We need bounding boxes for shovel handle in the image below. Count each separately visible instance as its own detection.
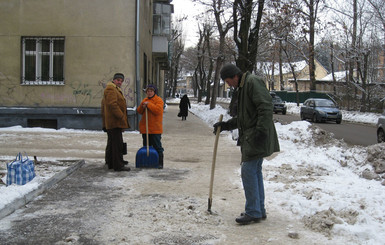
[208,114,223,212]
[145,107,149,156]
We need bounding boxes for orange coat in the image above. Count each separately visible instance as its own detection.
[137,94,164,134]
[101,82,130,129]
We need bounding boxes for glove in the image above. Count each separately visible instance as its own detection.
[213,121,228,135]
[102,127,107,132]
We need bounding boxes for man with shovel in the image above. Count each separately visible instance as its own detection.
[213,64,280,225]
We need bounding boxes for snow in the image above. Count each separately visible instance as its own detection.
[257,61,308,76]
[1,98,385,244]
[319,70,347,81]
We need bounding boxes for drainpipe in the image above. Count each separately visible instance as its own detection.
[135,0,141,130]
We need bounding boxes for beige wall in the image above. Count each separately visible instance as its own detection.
[0,0,152,108]
[137,0,154,101]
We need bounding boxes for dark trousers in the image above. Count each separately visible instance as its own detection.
[142,134,164,157]
[142,134,164,168]
[105,128,124,171]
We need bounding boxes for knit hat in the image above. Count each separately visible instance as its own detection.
[145,84,157,94]
[220,64,241,80]
[113,73,125,80]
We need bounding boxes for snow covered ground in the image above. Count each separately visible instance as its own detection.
[185,98,385,244]
[1,98,385,244]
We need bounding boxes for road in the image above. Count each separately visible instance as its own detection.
[274,113,377,146]
[217,101,377,146]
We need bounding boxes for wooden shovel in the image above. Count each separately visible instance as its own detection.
[208,114,223,214]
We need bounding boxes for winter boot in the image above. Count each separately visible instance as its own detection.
[158,155,164,169]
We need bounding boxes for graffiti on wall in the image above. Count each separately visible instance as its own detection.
[69,80,94,106]
[95,68,135,105]
[0,72,46,106]
[0,69,135,107]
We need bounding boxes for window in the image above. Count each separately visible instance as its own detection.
[153,3,173,35]
[22,37,65,85]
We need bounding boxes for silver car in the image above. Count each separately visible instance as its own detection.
[377,112,385,143]
[300,98,342,124]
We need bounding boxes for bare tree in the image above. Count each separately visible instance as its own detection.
[367,0,385,45]
[204,24,216,105]
[191,0,234,109]
[298,0,324,91]
[169,28,185,98]
[209,0,234,109]
[233,0,265,72]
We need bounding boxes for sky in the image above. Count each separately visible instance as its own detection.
[172,0,204,48]
[1,99,384,244]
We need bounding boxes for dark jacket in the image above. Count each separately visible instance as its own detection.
[101,82,130,130]
[179,95,191,117]
[226,72,280,162]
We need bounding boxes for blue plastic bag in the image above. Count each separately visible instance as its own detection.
[6,153,36,186]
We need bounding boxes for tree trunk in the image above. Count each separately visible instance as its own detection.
[308,0,316,91]
[233,0,264,72]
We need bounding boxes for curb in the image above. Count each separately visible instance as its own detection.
[0,159,85,220]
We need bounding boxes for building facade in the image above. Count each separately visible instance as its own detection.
[257,59,328,92]
[0,0,172,130]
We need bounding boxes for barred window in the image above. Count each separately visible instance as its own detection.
[22,37,65,85]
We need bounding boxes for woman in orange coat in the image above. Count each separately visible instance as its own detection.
[137,84,164,168]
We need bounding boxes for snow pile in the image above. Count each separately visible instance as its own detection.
[190,101,385,245]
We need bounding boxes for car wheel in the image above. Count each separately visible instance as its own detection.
[282,109,287,115]
[312,114,318,123]
[378,128,385,143]
[336,119,342,124]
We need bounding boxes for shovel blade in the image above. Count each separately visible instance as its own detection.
[135,146,159,168]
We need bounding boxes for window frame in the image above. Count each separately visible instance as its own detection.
[21,36,65,85]
[153,3,172,36]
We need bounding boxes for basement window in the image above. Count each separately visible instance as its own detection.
[27,119,58,129]
[21,37,65,85]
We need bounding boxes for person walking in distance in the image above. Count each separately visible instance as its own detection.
[101,73,131,171]
[137,84,165,169]
[213,64,280,224]
[179,94,191,121]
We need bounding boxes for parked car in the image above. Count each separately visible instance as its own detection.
[377,112,385,143]
[270,92,287,115]
[300,98,342,124]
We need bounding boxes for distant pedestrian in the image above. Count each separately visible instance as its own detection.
[101,73,131,172]
[213,64,280,225]
[137,84,165,169]
[179,95,191,121]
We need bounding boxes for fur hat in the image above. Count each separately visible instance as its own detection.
[113,73,125,80]
[220,64,241,80]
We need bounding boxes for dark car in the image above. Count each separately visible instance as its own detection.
[300,98,342,124]
[377,112,385,143]
[270,93,287,115]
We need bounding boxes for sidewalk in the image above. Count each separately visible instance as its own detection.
[0,105,336,245]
